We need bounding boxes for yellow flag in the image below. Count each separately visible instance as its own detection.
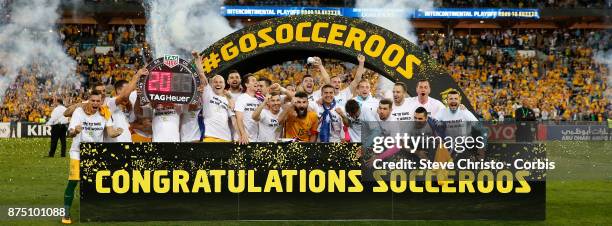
[434,146,452,186]
[99,105,111,121]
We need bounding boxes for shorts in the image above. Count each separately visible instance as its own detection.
[131,133,152,142]
[202,136,230,142]
[68,159,80,181]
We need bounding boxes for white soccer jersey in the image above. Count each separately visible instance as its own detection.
[105,97,132,142]
[346,108,377,142]
[309,90,321,102]
[234,93,261,142]
[256,108,282,142]
[69,107,112,160]
[391,99,412,121]
[128,91,138,123]
[433,108,479,137]
[103,96,112,105]
[202,84,234,141]
[376,113,403,139]
[406,96,445,117]
[335,88,352,111]
[152,104,182,142]
[308,90,321,111]
[229,91,242,101]
[180,105,201,142]
[353,95,379,117]
[310,88,352,111]
[314,103,344,142]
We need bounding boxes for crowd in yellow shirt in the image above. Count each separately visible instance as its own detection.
[1,26,610,122]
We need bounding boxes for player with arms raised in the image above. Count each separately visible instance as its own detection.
[61,90,123,224]
[433,90,483,159]
[252,92,283,142]
[192,51,237,142]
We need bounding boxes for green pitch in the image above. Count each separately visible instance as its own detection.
[0,138,610,225]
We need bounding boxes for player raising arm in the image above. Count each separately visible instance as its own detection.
[315,54,366,109]
[61,90,121,224]
[105,68,148,142]
[234,74,262,144]
[278,91,319,142]
[252,92,283,142]
[192,51,238,142]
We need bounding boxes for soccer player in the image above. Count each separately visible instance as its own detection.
[149,103,182,142]
[61,90,122,224]
[105,68,147,142]
[354,80,380,116]
[361,99,397,163]
[129,91,152,142]
[406,79,445,116]
[433,90,480,158]
[279,91,319,142]
[377,99,393,122]
[342,99,376,142]
[105,80,132,142]
[286,84,296,93]
[412,106,435,160]
[180,104,201,142]
[133,89,182,142]
[300,57,330,101]
[201,75,236,142]
[63,82,110,117]
[92,82,111,104]
[390,82,412,121]
[413,107,430,127]
[227,70,242,100]
[193,51,236,142]
[300,74,317,102]
[234,73,262,144]
[258,77,272,96]
[434,90,478,125]
[315,84,345,142]
[315,54,366,110]
[252,92,283,142]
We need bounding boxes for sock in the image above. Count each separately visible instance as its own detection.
[63,180,78,217]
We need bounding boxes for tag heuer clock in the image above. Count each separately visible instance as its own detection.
[138,55,201,105]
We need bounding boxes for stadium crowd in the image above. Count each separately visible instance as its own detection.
[0,24,148,124]
[0,25,612,123]
[0,25,611,124]
[422,28,611,122]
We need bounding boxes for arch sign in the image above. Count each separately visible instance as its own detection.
[78,16,549,222]
[198,14,473,110]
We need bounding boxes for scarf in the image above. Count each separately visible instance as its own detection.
[319,100,336,142]
[355,95,368,105]
[99,105,111,121]
[255,91,265,102]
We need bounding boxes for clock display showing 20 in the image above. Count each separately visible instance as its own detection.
[145,71,193,95]
[138,56,200,105]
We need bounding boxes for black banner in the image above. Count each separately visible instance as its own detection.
[80,142,545,222]
[198,14,474,112]
[20,123,51,138]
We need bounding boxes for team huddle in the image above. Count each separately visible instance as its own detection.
[62,52,479,146]
[58,52,480,224]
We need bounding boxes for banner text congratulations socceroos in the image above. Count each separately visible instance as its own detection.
[95,170,532,194]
